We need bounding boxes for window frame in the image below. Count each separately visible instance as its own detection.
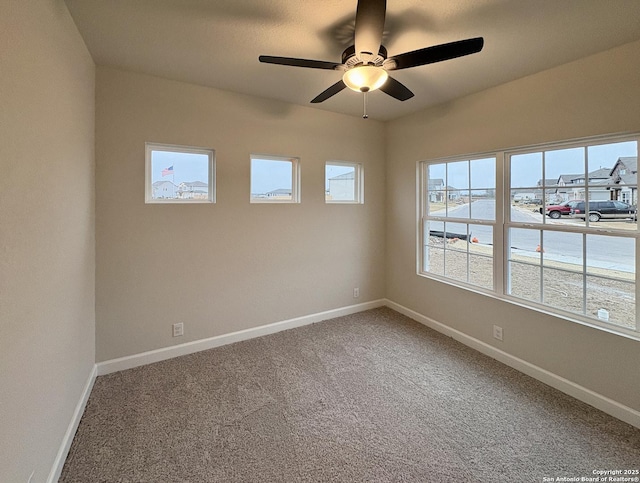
[325,161,364,204]
[249,154,301,204]
[418,133,639,340]
[145,142,215,204]
[418,154,499,294]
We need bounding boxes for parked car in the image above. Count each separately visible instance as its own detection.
[541,200,583,219]
[570,201,637,222]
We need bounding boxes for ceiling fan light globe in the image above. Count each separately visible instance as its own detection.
[342,66,388,92]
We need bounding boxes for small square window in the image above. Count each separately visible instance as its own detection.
[145,143,215,203]
[325,162,363,203]
[250,155,300,203]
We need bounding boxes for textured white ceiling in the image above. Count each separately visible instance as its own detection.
[65,0,640,121]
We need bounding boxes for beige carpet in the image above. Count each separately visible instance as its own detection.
[61,307,640,482]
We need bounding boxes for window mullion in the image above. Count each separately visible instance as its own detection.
[583,232,588,317]
[495,151,506,295]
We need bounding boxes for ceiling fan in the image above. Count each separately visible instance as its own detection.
[259,0,484,117]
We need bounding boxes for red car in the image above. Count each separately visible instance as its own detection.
[541,200,583,219]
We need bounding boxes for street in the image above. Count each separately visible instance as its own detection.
[428,200,635,272]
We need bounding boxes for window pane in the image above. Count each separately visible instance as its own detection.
[508,262,541,302]
[511,152,542,189]
[427,190,446,215]
[470,190,495,221]
[424,246,444,276]
[508,227,542,301]
[545,147,585,187]
[542,268,584,315]
[469,254,493,290]
[448,161,469,190]
[429,163,446,183]
[509,228,542,264]
[326,162,361,203]
[511,189,543,224]
[426,220,445,246]
[470,157,496,190]
[541,231,583,273]
[445,249,468,283]
[586,277,635,330]
[446,190,469,218]
[146,144,213,203]
[469,224,492,246]
[251,156,297,202]
[427,164,446,215]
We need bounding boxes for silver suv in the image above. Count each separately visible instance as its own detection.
[570,201,637,222]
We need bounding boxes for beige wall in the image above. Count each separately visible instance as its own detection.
[0,0,95,481]
[386,40,640,411]
[95,67,386,361]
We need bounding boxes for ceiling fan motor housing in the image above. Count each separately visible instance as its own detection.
[342,44,388,68]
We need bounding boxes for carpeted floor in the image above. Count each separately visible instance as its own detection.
[61,307,640,482]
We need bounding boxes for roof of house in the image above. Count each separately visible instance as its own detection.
[181,181,208,188]
[588,178,611,186]
[557,174,583,183]
[266,188,292,195]
[612,156,637,173]
[329,172,354,181]
[586,168,612,179]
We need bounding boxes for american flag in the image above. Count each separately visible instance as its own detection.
[162,166,174,177]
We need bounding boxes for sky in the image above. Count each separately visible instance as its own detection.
[251,158,293,194]
[151,151,209,185]
[428,140,637,190]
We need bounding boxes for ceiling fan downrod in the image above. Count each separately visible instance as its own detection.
[362,90,369,119]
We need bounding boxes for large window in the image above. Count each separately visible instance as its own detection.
[420,134,638,338]
[145,143,215,203]
[250,155,300,203]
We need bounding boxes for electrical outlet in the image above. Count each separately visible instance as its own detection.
[172,323,184,337]
[353,287,360,298]
[493,325,503,341]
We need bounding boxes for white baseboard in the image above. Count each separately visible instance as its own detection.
[97,299,386,376]
[47,364,97,483]
[385,299,640,429]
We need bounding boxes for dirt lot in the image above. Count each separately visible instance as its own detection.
[426,236,635,330]
[424,200,636,330]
